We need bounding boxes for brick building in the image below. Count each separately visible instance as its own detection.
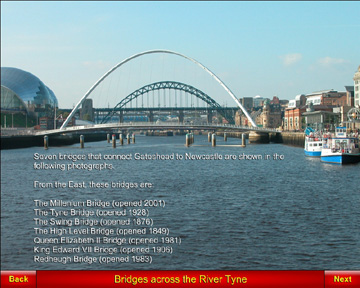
[284,106,306,131]
[305,90,347,106]
[284,104,334,131]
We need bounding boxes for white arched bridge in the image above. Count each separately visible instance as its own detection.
[60,49,257,130]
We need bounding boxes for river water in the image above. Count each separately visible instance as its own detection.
[1,135,359,270]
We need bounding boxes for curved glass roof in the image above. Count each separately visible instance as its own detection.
[1,85,28,112]
[1,67,58,108]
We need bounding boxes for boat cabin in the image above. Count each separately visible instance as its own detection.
[335,126,347,138]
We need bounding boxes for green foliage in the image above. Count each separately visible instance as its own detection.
[82,114,92,121]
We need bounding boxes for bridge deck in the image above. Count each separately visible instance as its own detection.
[35,122,281,136]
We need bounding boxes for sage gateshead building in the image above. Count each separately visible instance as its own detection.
[1,67,58,118]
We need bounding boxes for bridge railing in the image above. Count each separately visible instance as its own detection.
[72,122,281,132]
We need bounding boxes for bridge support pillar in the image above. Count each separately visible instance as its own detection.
[119,134,123,145]
[241,133,246,147]
[44,136,49,150]
[208,132,211,142]
[207,110,213,124]
[80,135,84,149]
[249,131,270,144]
[186,134,190,147]
[212,133,216,147]
[112,134,116,148]
[178,111,184,123]
[148,111,154,123]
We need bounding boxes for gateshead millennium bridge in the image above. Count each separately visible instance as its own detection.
[59,49,258,131]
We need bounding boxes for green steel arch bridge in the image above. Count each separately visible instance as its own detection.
[98,80,236,124]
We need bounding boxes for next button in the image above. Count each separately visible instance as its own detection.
[325,271,359,287]
[334,275,352,283]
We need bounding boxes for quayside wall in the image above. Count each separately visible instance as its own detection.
[216,131,305,147]
[217,131,305,147]
[272,132,305,147]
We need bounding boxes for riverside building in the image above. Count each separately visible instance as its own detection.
[354,65,360,108]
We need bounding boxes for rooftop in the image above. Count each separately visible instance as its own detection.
[306,89,335,96]
[345,86,354,92]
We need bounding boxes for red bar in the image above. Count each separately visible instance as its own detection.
[1,271,36,288]
[325,271,360,287]
[36,270,324,288]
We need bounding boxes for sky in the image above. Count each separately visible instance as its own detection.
[1,1,360,109]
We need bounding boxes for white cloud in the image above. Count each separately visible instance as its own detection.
[280,53,302,66]
[317,57,348,66]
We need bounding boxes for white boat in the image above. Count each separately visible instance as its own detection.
[304,127,322,157]
[321,127,360,164]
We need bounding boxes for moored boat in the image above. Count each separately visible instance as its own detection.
[304,127,322,157]
[321,126,360,164]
